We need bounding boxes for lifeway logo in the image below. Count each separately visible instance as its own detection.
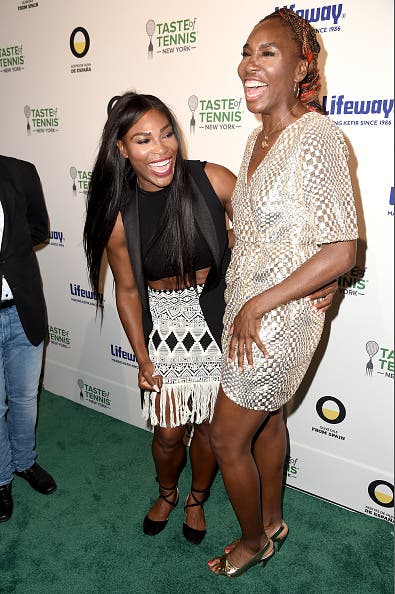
[275,3,345,32]
[338,265,367,297]
[110,344,138,369]
[188,95,243,132]
[323,94,393,128]
[146,17,197,58]
[69,283,103,307]
[388,187,394,217]
[48,230,65,247]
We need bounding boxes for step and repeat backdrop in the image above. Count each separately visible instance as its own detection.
[0,0,393,523]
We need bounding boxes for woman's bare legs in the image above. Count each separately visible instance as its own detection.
[146,423,187,521]
[208,387,271,571]
[186,420,218,531]
[146,395,218,529]
[253,408,287,535]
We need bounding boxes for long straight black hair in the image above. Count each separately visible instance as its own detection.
[83,91,197,305]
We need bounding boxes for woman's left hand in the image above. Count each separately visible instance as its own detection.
[305,278,338,312]
[228,297,269,371]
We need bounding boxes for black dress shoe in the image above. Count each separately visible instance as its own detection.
[15,463,57,495]
[143,485,179,536]
[0,483,13,522]
[182,487,210,545]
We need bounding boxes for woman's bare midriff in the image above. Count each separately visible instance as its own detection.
[147,266,211,291]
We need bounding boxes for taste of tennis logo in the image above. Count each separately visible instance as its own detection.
[69,27,92,74]
[338,265,368,297]
[284,455,301,481]
[365,479,394,523]
[48,325,71,349]
[311,396,347,442]
[187,95,244,133]
[77,378,111,410]
[69,166,92,195]
[0,44,24,73]
[365,340,394,379]
[23,104,59,134]
[145,17,198,58]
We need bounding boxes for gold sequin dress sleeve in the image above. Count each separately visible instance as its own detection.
[221,112,358,411]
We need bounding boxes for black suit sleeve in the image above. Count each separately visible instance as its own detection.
[18,160,49,246]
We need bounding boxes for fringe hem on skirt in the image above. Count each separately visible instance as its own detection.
[142,381,220,428]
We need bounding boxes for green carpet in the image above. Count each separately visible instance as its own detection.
[0,391,393,594]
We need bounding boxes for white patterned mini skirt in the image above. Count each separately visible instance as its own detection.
[142,285,221,428]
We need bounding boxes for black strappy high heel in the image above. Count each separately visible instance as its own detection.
[143,484,179,536]
[182,487,210,544]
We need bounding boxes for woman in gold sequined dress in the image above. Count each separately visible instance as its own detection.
[208,8,358,577]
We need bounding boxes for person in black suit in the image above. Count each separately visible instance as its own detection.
[0,155,57,523]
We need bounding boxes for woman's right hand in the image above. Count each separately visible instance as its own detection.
[138,361,162,393]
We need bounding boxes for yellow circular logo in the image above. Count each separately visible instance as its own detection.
[70,27,90,58]
[368,480,394,508]
[316,396,346,424]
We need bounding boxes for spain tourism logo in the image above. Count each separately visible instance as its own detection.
[17,1,38,11]
[69,27,92,74]
[312,396,347,442]
[365,480,394,523]
[70,27,90,58]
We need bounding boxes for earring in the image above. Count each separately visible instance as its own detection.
[293,81,300,98]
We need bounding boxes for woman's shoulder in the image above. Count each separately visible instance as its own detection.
[299,111,347,149]
[300,111,342,136]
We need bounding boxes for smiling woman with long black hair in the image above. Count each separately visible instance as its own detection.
[84,91,235,544]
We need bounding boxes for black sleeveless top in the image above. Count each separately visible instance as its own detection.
[120,160,230,348]
[137,184,213,280]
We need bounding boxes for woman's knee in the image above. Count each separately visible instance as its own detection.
[209,422,238,464]
[153,426,185,453]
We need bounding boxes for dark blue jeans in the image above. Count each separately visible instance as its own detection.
[0,305,43,485]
